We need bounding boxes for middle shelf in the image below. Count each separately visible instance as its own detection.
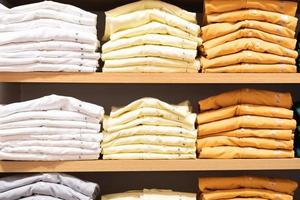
[1,159,300,173]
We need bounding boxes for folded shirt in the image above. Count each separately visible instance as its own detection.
[198,176,298,194]
[201,188,292,200]
[0,51,100,59]
[110,22,202,45]
[103,66,198,73]
[204,0,298,16]
[104,9,200,40]
[204,38,298,59]
[103,125,197,143]
[103,152,196,160]
[102,135,196,148]
[104,57,200,71]
[202,64,296,73]
[197,136,293,151]
[0,173,100,198]
[201,21,295,41]
[198,115,296,136]
[201,51,296,69]
[0,64,97,72]
[198,129,293,141]
[206,9,298,31]
[203,28,296,50]
[199,146,294,159]
[102,34,197,53]
[197,104,293,124]
[20,196,60,200]
[199,88,293,111]
[101,45,197,62]
[0,94,104,119]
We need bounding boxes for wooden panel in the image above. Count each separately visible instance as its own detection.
[2,73,300,84]
[1,159,300,173]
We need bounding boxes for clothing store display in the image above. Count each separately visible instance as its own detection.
[197,88,295,159]
[0,173,100,200]
[0,1,99,72]
[200,0,298,73]
[199,176,298,200]
[102,97,197,159]
[102,189,196,200]
[102,0,201,73]
[0,94,104,161]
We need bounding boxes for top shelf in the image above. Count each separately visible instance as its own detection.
[1,73,300,84]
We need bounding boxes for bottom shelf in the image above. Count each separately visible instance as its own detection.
[1,159,300,172]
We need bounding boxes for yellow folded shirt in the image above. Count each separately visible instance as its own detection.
[197,136,293,151]
[201,21,295,41]
[199,176,298,195]
[198,115,296,136]
[202,64,296,73]
[201,188,293,200]
[197,104,293,124]
[201,51,295,69]
[198,129,294,141]
[204,38,298,59]
[205,0,298,16]
[198,88,293,111]
[203,28,297,50]
[199,146,294,159]
[103,66,199,73]
[207,9,298,31]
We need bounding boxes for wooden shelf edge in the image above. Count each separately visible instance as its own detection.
[0,73,300,84]
[1,159,300,173]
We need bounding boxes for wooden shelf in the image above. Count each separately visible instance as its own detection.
[1,73,300,84]
[1,159,300,173]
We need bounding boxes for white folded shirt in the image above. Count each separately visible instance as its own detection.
[0,9,96,26]
[0,110,100,124]
[0,19,97,34]
[0,64,97,72]
[0,152,99,161]
[0,94,104,119]
[0,133,102,143]
[20,196,60,200]
[0,27,98,45]
[0,119,101,131]
[0,51,100,59]
[0,140,100,150]
[0,127,99,137]
[0,41,98,53]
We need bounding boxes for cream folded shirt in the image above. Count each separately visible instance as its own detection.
[207,9,298,31]
[102,34,197,53]
[102,135,196,148]
[199,146,294,159]
[110,22,202,45]
[103,152,196,160]
[204,38,298,59]
[201,21,295,41]
[104,9,200,40]
[102,45,197,62]
[201,51,295,69]
[103,125,197,143]
[102,66,199,73]
[104,57,200,70]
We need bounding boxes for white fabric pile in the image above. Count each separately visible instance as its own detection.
[0,173,100,200]
[102,189,196,200]
[0,95,104,161]
[0,1,100,72]
[102,98,197,159]
[101,0,201,73]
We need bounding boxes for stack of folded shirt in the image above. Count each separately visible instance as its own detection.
[200,0,298,73]
[197,88,296,159]
[102,98,197,159]
[101,0,201,73]
[103,189,196,200]
[0,173,100,200]
[0,94,104,161]
[293,102,300,157]
[0,1,99,72]
[199,176,298,200]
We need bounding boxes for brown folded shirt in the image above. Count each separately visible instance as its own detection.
[199,88,293,111]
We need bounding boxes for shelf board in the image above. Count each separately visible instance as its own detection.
[1,73,300,84]
[1,159,300,173]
